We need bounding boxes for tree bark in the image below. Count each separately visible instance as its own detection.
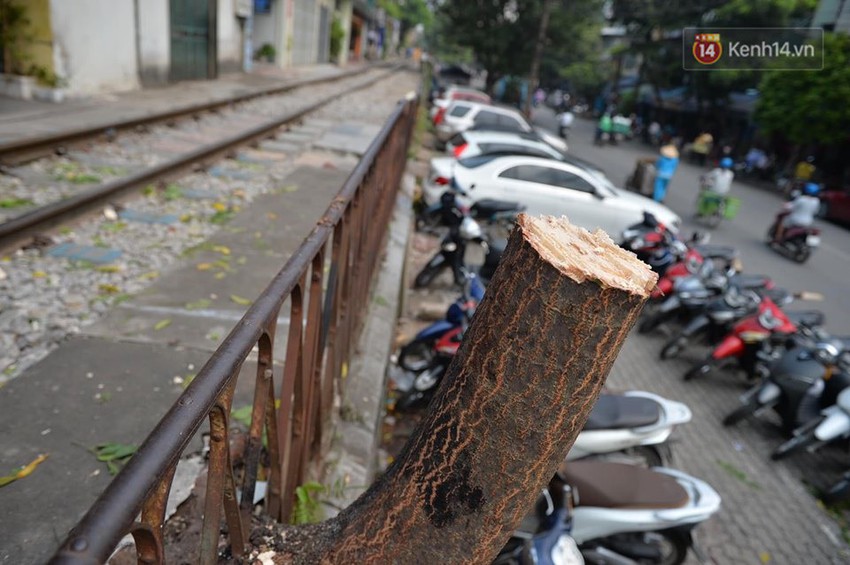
[268,215,657,564]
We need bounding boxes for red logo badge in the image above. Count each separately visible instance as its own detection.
[693,33,722,65]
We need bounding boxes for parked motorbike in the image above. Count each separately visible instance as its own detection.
[722,340,847,435]
[638,259,772,336]
[658,287,796,360]
[494,480,584,565]
[413,191,514,288]
[766,210,821,263]
[397,273,484,371]
[567,391,691,467]
[682,296,824,382]
[769,342,850,460]
[417,190,525,235]
[393,325,463,411]
[559,460,721,565]
[821,470,850,506]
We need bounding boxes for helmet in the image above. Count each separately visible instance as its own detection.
[803,182,820,196]
[459,217,483,240]
[720,157,733,169]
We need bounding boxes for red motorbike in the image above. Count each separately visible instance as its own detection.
[767,210,821,263]
[394,326,463,411]
[682,296,824,381]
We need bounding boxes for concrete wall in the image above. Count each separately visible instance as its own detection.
[49,0,139,94]
[253,0,286,67]
[136,0,169,86]
[218,0,245,73]
[336,1,353,66]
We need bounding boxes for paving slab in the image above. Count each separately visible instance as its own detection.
[85,164,352,358]
[0,336,210,565]
[314,122,382,156]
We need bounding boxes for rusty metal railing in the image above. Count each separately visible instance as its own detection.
[49,93,418,564]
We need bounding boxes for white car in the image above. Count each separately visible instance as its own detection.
[445,130,567,158]
[423,153,681,240]
[435,100,567,153]
[429,86,491,119]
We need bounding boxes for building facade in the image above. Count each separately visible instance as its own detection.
[1,0,400,100]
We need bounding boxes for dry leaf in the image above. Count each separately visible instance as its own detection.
[196,262,213,271]
[212,245,231,256]
[230,294,252,306]
[154,319,172,331]
[33,270,47,278]
[212,202,228,212]
[0,454,49,488]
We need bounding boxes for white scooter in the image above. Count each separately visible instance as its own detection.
[558,461,721,565]
[568,391,692,467]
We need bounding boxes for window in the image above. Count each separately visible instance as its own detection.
[449,133,467,147]
[548,170,597,193]
[473,110,502,126]
[478,144,552,159]
[254,0,272,14]
[449,105,472,117]
[498,115,527,131]
[499,165,556,184]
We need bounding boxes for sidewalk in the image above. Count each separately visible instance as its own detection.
[0,62,372,146]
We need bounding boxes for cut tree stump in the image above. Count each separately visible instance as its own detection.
[262,214,657,564]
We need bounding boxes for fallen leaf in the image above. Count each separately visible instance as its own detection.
[185,298,211,310]
[760,552,771,563]
[98,283,120,294]
[212,202,228,212]
[33,270,47,278]
[179,214,192,223]
[91,443,137,476]
[230,294,252,306]
[196,262,214,271]
[281,185,298,193]
[154,319,172,331]
[212,245,231,256]
[214,272,226,280]
[0,454,49,488]
[266,212,278,220]
[236,256,247,265]
[95,265,122,273]
[138,270,159,280]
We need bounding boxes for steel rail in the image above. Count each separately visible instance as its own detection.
[0,62,391,166]
[0,66,401,253]
[48,90,418,564]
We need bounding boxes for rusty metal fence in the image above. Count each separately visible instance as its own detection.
[50,94,419,564]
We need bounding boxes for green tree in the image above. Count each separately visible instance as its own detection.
[437,0,603,92]
[756,33,850,147]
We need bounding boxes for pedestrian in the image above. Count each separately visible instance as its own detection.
[557,109,574,139]
[648,121,661,146]
[690,131,713,166]
[654,144,680,203]
[595,113,613,145]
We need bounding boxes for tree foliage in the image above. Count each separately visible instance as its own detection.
[755,33,850,145]
[437,0,603,90]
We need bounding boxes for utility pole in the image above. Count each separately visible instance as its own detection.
[525,0,555,118]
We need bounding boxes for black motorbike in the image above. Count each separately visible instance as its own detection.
[723,341,850,439]
[414,192,519,288]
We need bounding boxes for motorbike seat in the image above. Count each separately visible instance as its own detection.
[557,461,689,510]
[583,395,660,430]
[694,244,737,264]
[471,199,524,218]
[784,226,817,239]
[785,310,825,328]
[729,274,771,290]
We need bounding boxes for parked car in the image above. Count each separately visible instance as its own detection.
[433,100,567,153]
[445,130,568,159]
[819,188,850,225]
[429,86,491,120]
[423,153,681,240]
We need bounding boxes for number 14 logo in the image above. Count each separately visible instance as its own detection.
[693,33,722,65]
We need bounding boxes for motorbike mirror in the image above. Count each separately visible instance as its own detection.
[794,291,824,301]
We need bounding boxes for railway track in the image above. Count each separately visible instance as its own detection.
[0,64,401,253]
[0,64,417,385]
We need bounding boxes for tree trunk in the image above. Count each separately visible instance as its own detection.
[267,215,657,564]
[524,0,554,117]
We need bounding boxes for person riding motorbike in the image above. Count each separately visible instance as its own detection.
[701,157,735,196]
[771,182,820,243]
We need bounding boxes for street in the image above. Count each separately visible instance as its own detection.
[533,106,850,335]
[527,107,850,563]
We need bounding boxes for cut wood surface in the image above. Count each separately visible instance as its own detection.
[268,214,657,564]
